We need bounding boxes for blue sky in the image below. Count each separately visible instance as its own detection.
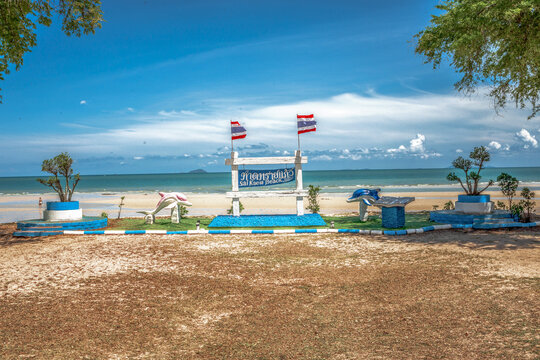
[0,0,538,176]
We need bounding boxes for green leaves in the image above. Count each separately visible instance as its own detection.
[415,0,539,119]
[0,0,103,101]
[36,152,80,202]
[447,146,493,195]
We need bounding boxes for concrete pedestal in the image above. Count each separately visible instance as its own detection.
[43,201,83,221]
[381,207,405,228]
[455,194,493,214]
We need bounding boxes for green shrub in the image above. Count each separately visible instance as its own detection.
[497,173,519,210]
[519,187,536,223]
[443,201,454,210]
[179,205,189,217]
[100,212,108,218]
[307,185,321,214]
[227,201,244,215]
[495,201,507,210]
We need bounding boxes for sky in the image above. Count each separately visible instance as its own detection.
[0,0,539,176]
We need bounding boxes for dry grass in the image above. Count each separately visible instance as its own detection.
[0,223,538,359]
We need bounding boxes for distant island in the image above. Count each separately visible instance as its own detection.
[188,169,207,174]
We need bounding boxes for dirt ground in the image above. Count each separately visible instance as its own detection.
[0,223,538,359]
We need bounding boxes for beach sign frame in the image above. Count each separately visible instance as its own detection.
[225,150,308,216]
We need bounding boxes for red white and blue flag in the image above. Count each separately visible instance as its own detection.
[231,120,247,140]
[297,114,316,134]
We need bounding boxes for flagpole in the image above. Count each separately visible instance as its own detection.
[230,120,234,154]
[297,114,301,152]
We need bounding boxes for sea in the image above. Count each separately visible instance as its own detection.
[1,167,539,195]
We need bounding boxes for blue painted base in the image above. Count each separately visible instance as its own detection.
[430,210,514,225]
[381,207,405,228]
[14,216,108,237]
[208,214,327,228]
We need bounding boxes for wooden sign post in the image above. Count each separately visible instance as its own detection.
[225,150,308,216]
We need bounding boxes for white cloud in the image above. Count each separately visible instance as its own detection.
[488,141,501,150]
[409,133,425,153]
[516,129,538,148]
[456,149,463,153]
[80,100,87,105]
[2,91,537,167]
[313,155,332,161]
[127,107,134,112]
[133,156,144,160]
[386,133,438,159]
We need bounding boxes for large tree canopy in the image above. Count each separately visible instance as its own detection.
[414,0,539,119]
[0,0,103,101]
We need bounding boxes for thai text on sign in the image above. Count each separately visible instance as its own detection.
[238,168,295,188]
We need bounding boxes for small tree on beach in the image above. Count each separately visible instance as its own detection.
[447,146,493,195]
[37,152,80,202]
[497,173,519,210]
[307,185,321,214]
[117,196,125,219]
[519,187,536,223]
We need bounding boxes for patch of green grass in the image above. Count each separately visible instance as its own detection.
[108,212,438,231]
[108,217,213,231]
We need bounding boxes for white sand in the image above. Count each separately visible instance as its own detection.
[1,189,536,223]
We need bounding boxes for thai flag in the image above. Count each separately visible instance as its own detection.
[231,120,247,140]
[297,114,316,134]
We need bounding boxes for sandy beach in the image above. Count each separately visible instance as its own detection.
[1,222,538,358]
[1,189,539,223]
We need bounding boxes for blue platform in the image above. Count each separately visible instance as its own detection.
[430,210,515,225]
[208,214,327,228]
[14,216,108,237]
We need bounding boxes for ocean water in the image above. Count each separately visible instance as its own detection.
[1,167,539,195]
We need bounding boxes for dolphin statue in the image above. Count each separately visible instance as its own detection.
[138,192,192,222]
[347,188,381,221]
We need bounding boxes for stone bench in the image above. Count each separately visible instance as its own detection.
[372,197,415,228]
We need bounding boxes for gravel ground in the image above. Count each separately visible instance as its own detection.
[0,223,538,359]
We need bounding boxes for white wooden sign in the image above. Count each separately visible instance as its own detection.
[225,150,308,216]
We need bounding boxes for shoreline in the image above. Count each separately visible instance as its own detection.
[2,189,539,224]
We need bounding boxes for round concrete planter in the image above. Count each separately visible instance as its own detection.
[44,201,83,221]
[455,194,493,214]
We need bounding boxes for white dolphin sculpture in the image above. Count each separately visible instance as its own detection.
[138,192,192,223]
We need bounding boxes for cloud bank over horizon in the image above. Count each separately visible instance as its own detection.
[0,91,538,175]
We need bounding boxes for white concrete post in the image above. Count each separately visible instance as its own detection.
[295,150,304,215]
[231,151,240,216]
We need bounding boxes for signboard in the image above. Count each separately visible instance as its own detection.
[239,168,295,188]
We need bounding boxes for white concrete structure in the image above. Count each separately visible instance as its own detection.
[225,150,308,216]
[43,208,83,221]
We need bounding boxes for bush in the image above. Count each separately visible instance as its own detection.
[519,187,536,223]
[179,205,189,217]
[307,185,321,214]
[117,196,125,219]
[227,201,244,215]
[37,152,80,202]
[497,173,519,210]
[100,212,108,218]
[447,146,493,195]
[495,201,507,210]
[443,201,454,210]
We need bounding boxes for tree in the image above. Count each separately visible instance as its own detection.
[497,172,519,209]
[37,152,80,202]
[518,187,536,222]
[0,0,103,101]
[414,0,539,119]
[447,146,494,195]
